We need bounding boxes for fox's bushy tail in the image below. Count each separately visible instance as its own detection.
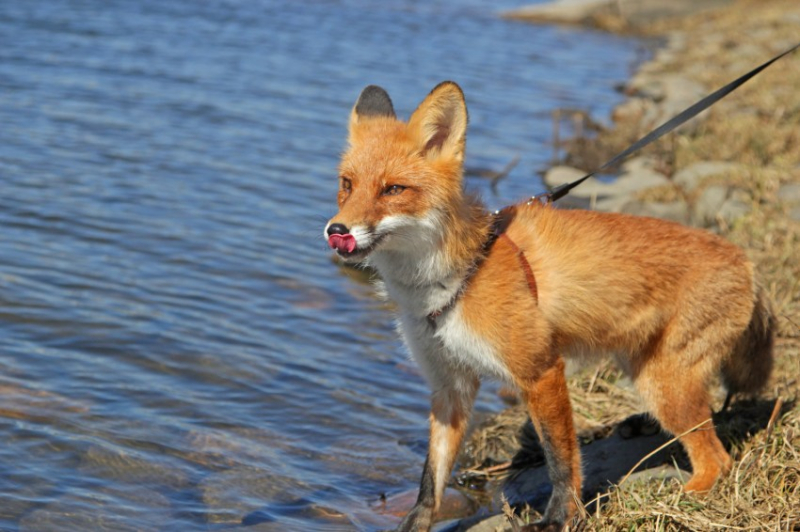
[722,284,776,396]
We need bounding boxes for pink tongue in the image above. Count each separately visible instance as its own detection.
[328,234,357,253]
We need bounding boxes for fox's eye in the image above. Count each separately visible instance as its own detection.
[382,185,406,196]
[340,177,352,192]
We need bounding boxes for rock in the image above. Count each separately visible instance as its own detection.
[503,0,735,28]
[320,436,421,485]
[612,169,671,194]
[622,464,689,487]
[718,197,751,224]
[626,72,666,100]
[790,206,800,222]
[241,503,357,531]
[79,445,189,490]
[611,98,650,124]
[625,74,708,131]
[621,156,659,175]
[548,170,669,200]
[456,512,526,532]
[199,467,310,524]
[594,194,634,213]
[673,161,741,192]
[620,199,690,224]
[502,0,612,25]
[543,165,586,189]
[184,427,290,470]
[778,183,800,204]
[693,185,730,226]
[372,487,476,523]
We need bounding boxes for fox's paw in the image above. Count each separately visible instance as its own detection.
[395,503,433,532]
[683,475,717,494]
[520,521,564,532]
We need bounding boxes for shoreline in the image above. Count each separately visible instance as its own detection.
[452,1,800,530]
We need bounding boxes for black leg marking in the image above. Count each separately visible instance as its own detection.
[396,456,435,532]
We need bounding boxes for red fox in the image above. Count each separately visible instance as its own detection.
[324,82,775,531]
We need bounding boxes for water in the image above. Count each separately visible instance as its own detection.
[0,1,645,530]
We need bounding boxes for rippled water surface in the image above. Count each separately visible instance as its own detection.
[0,1,645,529]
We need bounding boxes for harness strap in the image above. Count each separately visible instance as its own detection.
[499,233,538,303]
[426,206,538,325]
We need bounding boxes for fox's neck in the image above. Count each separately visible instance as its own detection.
[369,197,492,316]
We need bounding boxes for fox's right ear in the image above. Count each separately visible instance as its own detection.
[407,81,468,162]
[350,85,396,128]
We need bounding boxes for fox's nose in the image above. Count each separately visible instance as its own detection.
[327,223,349,236]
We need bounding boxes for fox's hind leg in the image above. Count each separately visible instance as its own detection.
[632,339,732,492]
[517,357,582,531]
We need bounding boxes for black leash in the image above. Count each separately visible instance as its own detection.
[538,41,800,204]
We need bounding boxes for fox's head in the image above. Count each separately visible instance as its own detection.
[324,82,469,263]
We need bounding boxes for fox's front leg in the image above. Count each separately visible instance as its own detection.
[518,358,582,532]
[396,376,479,532]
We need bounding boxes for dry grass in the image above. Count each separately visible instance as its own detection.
[459,0,800,529]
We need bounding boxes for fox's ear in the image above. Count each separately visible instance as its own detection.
[350,85,396,126]
[408,81,467,161]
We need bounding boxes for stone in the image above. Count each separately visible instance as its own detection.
[241,503,357,531]
[593,194,634,213]
[673,161,741,192]
[778,183,800,204]
[558,170,669,200]
[693,185,730,226]
[622,464,689,487]
[621,156,659,175]
[458,512,526,532]
[372,487,476,523]
[543,165,586,189]
[79,445,189,490]
[620,200,690,224]
[199,467,310,524]
[718,198,751,224]
[502,0,612,24]
[611,98,649,124]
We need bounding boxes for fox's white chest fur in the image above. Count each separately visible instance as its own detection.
[370,251,513,387]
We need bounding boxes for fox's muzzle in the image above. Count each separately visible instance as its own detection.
[326,223,357,253]
[328,233,356,254]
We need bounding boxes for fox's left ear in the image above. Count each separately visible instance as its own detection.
[350,85,396,126]
[408,81,468,162]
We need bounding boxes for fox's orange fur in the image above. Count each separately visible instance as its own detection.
[324,83,775,531]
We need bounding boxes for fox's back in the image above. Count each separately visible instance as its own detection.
[503,204,755,354]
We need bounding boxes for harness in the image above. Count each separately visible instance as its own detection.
[426,204,538,326]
